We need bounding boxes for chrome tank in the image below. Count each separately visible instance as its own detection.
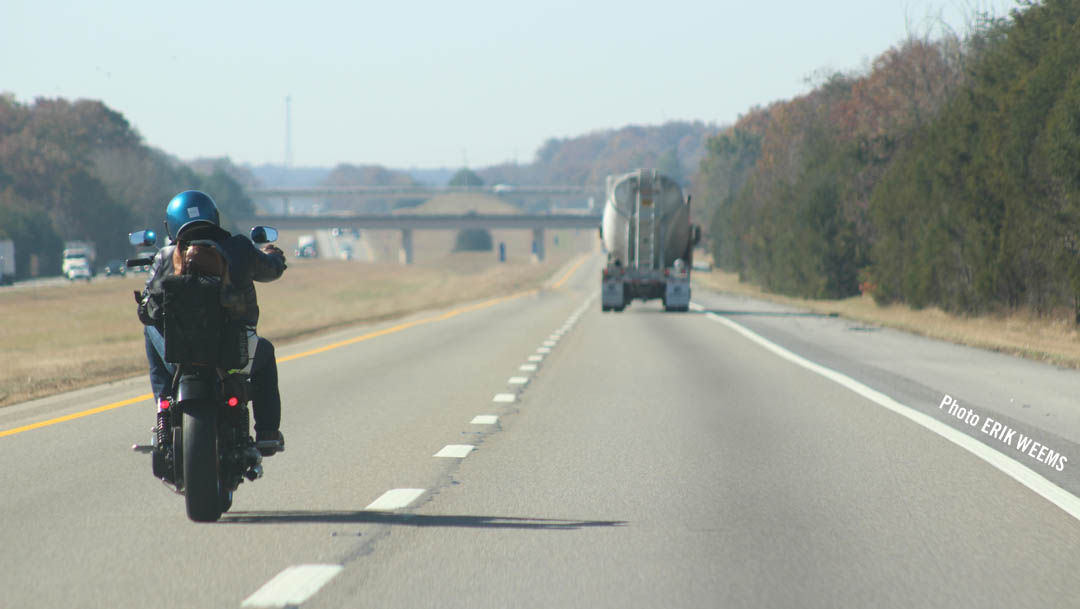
[601,169,689,269]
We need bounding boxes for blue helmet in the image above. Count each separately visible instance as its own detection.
[166,190,220,239]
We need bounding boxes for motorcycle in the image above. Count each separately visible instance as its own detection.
[129,226,280,522]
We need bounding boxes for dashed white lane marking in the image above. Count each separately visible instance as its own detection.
[508,376,529,385]
[471,415,498,425]
[241,564,344,609]
[537,347,552,354]
[434,444,475,458]
[493,393,517,403]
[695,303,1080,523]
[543,340,557,347]
[520,364,538,371]
[365,488,426,510]
[528,355,544,362]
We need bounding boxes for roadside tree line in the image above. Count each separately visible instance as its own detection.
[0,96,253,278]
[695,0,1080,320]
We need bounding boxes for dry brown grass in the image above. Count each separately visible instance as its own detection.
[693,269,1080,369]
[0,251,580,408]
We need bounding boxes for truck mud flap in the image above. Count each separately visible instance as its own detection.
[601,280,624,311]
[664,281,691,311]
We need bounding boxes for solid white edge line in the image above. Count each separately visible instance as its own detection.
[365,488,426,511]
[241,564,344,608]
[493,393,517,403]
[695,304,1080,522]
[471,415,498,424]
[434,444,475,458]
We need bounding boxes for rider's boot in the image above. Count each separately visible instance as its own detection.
[255,430,285,456]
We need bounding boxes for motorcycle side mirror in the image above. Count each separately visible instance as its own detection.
[250,226,278,244]
[129,230,158,247]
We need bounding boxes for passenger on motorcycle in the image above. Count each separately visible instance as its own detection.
[137,190,287,454]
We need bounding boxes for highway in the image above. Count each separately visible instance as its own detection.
[2,255,1080,608]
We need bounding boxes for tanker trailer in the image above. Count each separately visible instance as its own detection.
[600,169,700,312]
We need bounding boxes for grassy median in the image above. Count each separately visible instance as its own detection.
[694,269,1080,369]
[0,251,580,408]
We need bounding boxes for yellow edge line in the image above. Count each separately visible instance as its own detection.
[1,290,535,439]
[552,256,588,289]
[0,394,152,438]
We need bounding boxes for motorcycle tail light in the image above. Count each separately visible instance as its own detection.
[227,396,239,407]
[158,398,170,411]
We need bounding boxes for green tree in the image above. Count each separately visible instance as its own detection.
[0,189,64,277]
[449,168,484,187]
[453,228,493,251]
[197,168,255,232]
[656,147,684,185]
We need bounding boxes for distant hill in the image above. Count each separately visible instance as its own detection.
[247,164,331,187]
[479,121,718,188]
[402,167,455,186]
[188,157,260,188]
[239,122,717,193]
[322,164,417,187]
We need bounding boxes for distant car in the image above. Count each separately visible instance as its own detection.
[331,227,343,237]
[493,184,514,194]
[103,259,126,277]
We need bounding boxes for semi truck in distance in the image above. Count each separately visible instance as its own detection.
[600,169,700,312]
[62,241,96,279]
[0,239,14,285]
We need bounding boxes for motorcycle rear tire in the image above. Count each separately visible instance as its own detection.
[220,487,233,513]
[183,401,223,522]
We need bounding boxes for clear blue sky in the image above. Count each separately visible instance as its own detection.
[2,0,1015,169]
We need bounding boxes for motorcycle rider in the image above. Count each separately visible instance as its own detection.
[137,190,287,454]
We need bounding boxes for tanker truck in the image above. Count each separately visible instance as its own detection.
[600,169,700,312]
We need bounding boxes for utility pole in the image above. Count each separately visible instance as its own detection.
[284,95,293,168]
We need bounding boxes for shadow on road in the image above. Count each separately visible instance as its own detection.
[221,511,626,530]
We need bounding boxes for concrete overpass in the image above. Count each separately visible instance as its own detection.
[238,213,602,264]
[248,185,602,201]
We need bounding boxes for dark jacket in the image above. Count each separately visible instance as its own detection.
[139,230,286,327]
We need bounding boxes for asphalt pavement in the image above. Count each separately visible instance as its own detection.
[2,256,1080,608]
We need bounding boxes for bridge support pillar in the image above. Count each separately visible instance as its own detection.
[399,229,414,265]
[532,228,545,262]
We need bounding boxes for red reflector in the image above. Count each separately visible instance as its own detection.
[227,396,239,407]
[158,399,170,410]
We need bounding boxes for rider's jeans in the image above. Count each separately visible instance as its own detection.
[144,325,282,432]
